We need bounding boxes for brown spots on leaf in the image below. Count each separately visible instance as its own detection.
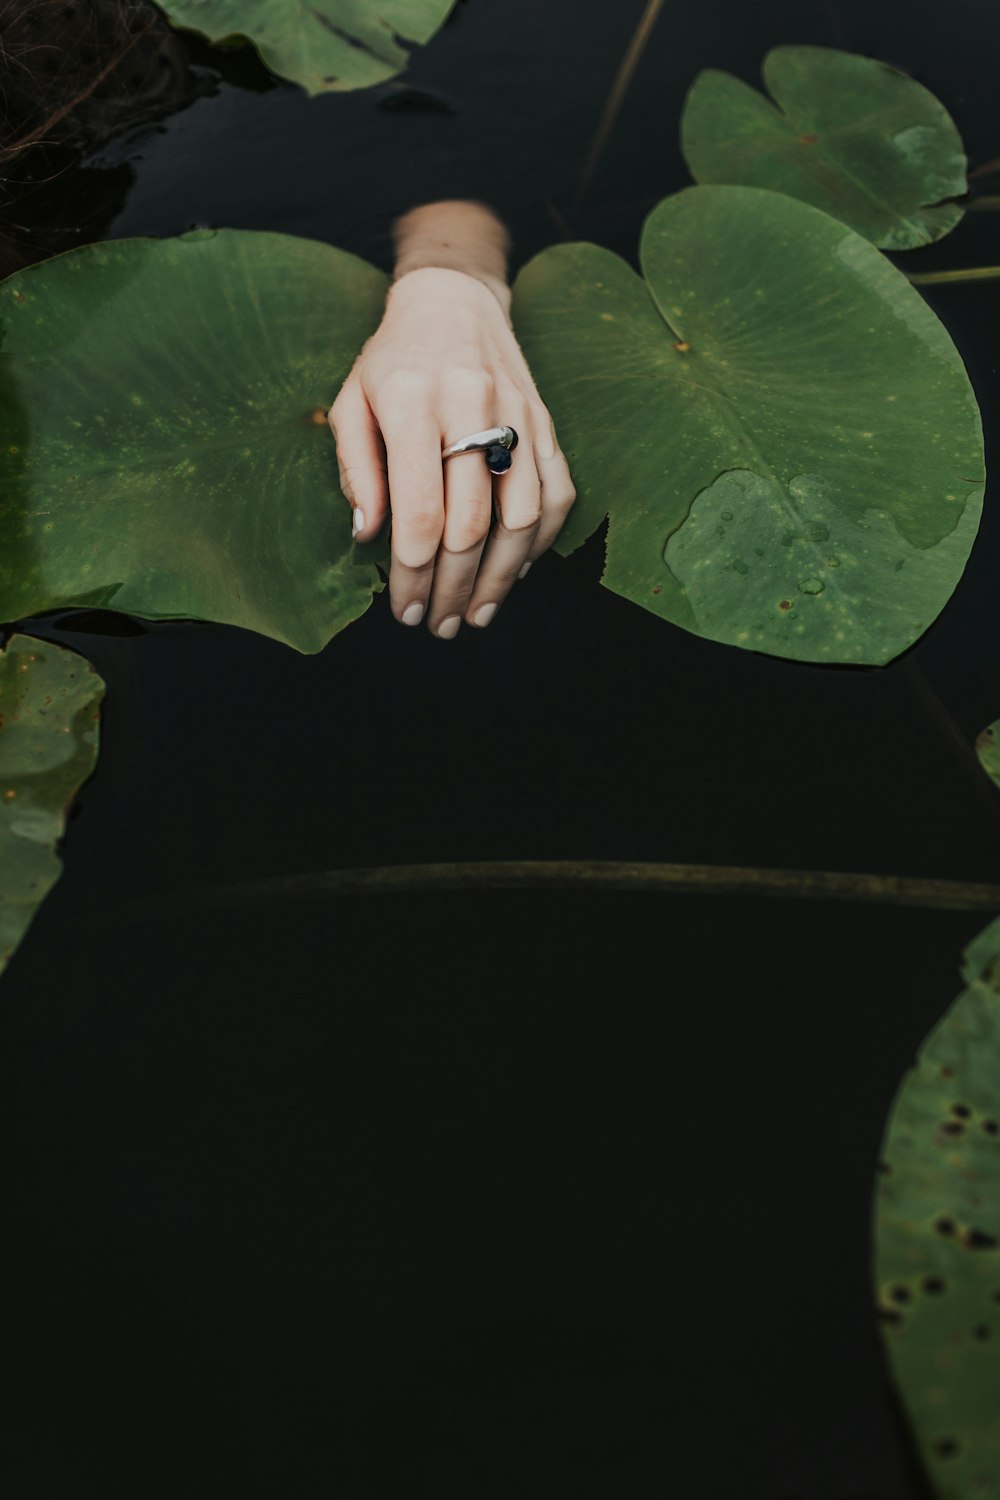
[962,1228,999,1251]
[779,600,792,611]
[308,407,329,425]
[799,133,819,144]
[672,340,692,353]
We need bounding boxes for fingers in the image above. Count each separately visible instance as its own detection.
[327,381,388,541]
[336,359,577,634]
[465,402,576,628]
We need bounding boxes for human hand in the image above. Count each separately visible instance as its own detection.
[327,264,576,636]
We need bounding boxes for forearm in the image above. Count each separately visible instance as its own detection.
[390,200,512,318]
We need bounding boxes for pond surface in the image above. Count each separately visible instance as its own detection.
[4,1,1000,1494]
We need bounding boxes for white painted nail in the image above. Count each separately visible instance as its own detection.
[401,601,424,626]
[474,602,497,628]
[437,615,461,640]
[352,507,365,534]
[518,559,532,580]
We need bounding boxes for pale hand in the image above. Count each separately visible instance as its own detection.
[328,266,576,637]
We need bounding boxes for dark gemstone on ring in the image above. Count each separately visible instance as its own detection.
[486,444,512,474]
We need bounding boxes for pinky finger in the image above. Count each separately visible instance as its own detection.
[527,445,577,561]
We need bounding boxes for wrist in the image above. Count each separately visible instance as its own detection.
[389,264,513,322]
[391,200,512,319]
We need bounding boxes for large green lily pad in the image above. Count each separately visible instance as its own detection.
[511,185,984,666]
[0,633,104,977]
[681,46,967,250]
[0,231,389,653]
[874,915,1000,1498]
[157,0,458,94]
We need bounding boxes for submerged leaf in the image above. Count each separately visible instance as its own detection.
[681,46,966,250]
[874,916,1000,1498]
[977,721,1000,791]
[0,231,389,653]
[156,0,458,94]
[511,184,984,666]
[0,634,104,977]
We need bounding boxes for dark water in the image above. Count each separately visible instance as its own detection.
[3,1,1000,1494]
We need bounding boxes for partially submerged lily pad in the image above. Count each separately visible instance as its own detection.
[874,915,1000,1498]
[157,0,458,94]
[681,46,967,250]
[977,721,1000,791]
[0,230,389,653]
[0,633,104,977]
[511,184,984,666]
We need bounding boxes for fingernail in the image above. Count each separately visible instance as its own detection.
[437,615,461,640]
[401,601,424,626]
[518,560,532,580]
[473,602,497,628]
[352,507,365,534]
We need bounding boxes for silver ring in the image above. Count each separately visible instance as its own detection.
[442,425,518,475]
[441,425,518,457]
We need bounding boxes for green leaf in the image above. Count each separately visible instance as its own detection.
[511,185,984,666]
[977,721,1000,791]
[0,633,104,978]
[156,0,458,94]
[681,46,967,250]
[874,915,1000,1498]
[0,231,389,654]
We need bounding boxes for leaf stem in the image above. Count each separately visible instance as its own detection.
[574,0,666,211]
[908,265,1000,285]
[178,860,1000,912]
[967,196,1000,211]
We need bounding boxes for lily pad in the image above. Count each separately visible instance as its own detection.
[157,0,458,94]
[511,184,984,666]
[681,46,967,250]
[874,915,1000,1498]
[977,721,1000,791]
[0,230,389,653]
[0,633,104,977]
